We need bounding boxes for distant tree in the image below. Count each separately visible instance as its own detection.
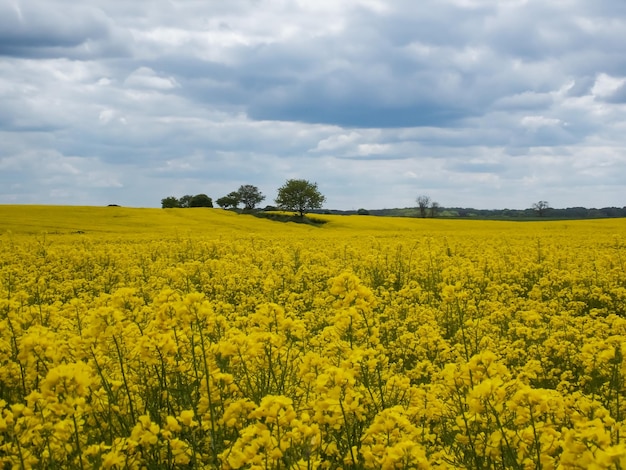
[161,196,180,208]
[215,197,229,209]
[179,195,193,208]
[601,207,624,218]
[237,185,265,211]
[429,201,440,218]
[189,194,213,208]
[416,195,431,218]
[275,179,326,217]
[216,191,241,209]
[357,208,370,215]
[532,200,550,217]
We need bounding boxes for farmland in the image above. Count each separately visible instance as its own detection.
[1,206,626,468]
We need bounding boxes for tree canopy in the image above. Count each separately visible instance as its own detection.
[179,195,193,208]
[216,192,241,209]
[275,179,326,217]
[161,196,180,209]
[189,194,213,208]
[161,194,213,208]
[237,185,265,211]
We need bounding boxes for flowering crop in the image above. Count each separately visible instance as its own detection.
[1,207,626,468]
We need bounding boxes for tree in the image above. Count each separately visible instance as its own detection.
[275,179,326,217]
[429,201,440,218]
[416,195,431,218]
[189,194,213,208]
[179,195,193,208]
[216,191,241,209]
[532,200,550,217]
[161,196,180,208]
[237,185,265,211]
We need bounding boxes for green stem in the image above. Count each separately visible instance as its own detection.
[196,317,219,464]
[112,335,136,423]
[72,412,85,470]
[338,391,357,468]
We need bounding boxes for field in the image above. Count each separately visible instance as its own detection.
[1,205,626,469]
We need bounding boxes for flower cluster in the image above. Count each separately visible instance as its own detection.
[1,216,625,468]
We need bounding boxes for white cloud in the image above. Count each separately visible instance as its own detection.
[98,109,116,124]
[124,66,179,90]
[520,116,563,128]
[591,73,626,98]
[314,132,364,152]
[356,143,391,156]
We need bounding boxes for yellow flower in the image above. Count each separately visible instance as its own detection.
[165,415,181,433]
[102,449,126,469]
[178,409,197,427]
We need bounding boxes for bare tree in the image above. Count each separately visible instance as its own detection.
[532,200,550,217]
[430,201,440,218]
[416,195,431,218]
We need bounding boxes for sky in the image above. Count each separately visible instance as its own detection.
[1,0,625,210]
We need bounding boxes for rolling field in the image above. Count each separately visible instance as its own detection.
[1,206,626,469]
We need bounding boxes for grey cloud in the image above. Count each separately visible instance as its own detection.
[492,92,554,112]
[201,2,607,128]
[18,0,607,131]
[0,2,105,47]
[0,0,131,59]
[0,2,94,54]
[375,3,494,49]
[565,77,596,97]
[242,50,482,127]
[602,82,626,103]
[249,95,472,129]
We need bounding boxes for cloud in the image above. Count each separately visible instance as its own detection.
[124,67,180,90]
[0,1,129,59]
[0,0,625,210]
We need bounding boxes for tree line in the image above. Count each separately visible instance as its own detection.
[161,194,214,208]
[162,179,326,217]
[350,200,626,220]
[163,186,625,221]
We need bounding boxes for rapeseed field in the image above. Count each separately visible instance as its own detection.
[1,205,625,469]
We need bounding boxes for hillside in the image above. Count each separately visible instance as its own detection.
[1,205,625,240]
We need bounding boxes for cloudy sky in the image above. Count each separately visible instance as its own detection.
[1,0,625,210]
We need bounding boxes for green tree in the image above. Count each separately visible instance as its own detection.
[179,195,193,208]
[275,179,326,217]
[237,185,265,211]
[216,191,241,209]
[161,196,180,208]
[189,194,213,208]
